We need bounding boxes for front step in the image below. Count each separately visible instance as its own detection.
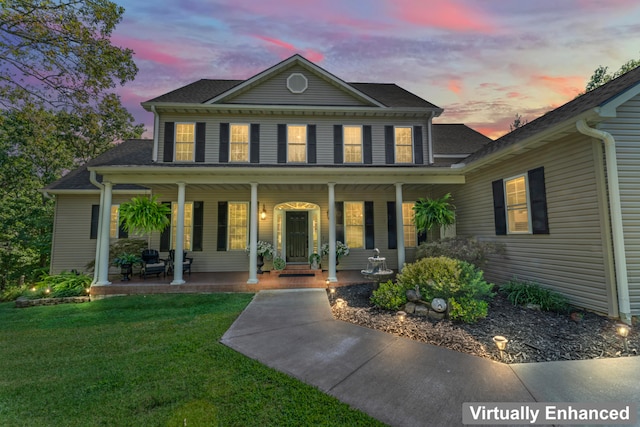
[275,264,323,279]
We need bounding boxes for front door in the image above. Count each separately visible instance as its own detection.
[286,211,308,262]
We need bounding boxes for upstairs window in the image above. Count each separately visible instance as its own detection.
[175,123,195,161]
[344,126,362,163]
[230,124,249,162]
[287,125,307,163]
[395,127,413,163]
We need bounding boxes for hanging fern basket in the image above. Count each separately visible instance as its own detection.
[118,195,171,235]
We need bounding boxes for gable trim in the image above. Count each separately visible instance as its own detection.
[204,55,386,107]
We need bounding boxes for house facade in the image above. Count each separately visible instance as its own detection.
[45,55,640,322]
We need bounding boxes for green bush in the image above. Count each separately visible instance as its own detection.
[370,280,407,310]
[448,296,489,323]
[416,237,505,269]
[396,256,494,302]
[35,271,92,298]
[0,284,29,302]
[500,279,569,313]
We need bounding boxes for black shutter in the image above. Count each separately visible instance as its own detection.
[418,230,427,245]
[277,124,287,163]
[217,201,228,251]
[363,125,372,164]
[90,205,100,239]
[250,124,260,163]
[195,122,206,162]
[528,167,550,234]
[219,123,229,163]
[492,179,507,235]
[335,202,344,243]
[387,201,397,249]
[160,202,172,251]
[307,125,316,164]
[118,218,128,239]
[163,122,174,162]
[334,125,343,164]
[192,201,204,251]
[413,125,423,164]
[365,201,375,249]
[385,125,395,164]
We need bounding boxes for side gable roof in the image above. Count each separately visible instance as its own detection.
[463,66,640,165]
[432,124,492,155]
[45,139,153,192]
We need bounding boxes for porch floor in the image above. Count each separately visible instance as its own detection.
[90,269,379,298]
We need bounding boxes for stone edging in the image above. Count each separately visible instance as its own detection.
[15,296,91,308]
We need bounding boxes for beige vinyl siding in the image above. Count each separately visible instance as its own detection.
[50,194,140,275]
[600,92,640,315]
[226,65,370,107]
[158,113,429,166]
[450,134,615,315]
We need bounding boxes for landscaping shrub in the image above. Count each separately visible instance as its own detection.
[0,284,29,302]
[500,279,569,313]
[30,271,92,299]
[448,296,489,323]
[370,280,407,310]
[416,236,505,269]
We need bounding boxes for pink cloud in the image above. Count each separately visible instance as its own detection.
[112,35,181,66]
[253,35,325,62]
[448,79,462,94]
[530,75,584,98]
[390,0,496,33]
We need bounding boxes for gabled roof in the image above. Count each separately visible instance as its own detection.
[432,124,492,155]
[463,66,640,165]
[45,139,153,192]
[143,55,440,110]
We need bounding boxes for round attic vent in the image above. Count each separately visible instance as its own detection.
[287,73,308,94]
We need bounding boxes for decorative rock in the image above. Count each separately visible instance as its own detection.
[404,302,416,314]
[414,305,429,316]
[406,285,422,302]
[525,303,541,311]
[431,298,447,313]
[15,296,91,308]
[428,310,446,320]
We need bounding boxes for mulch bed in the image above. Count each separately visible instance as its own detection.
[330,283,639,364]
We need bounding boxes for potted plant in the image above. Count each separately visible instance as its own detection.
[118,195,171,242]
[272,256,286,271]
[309,253,321,270]
[321,241,350,266]
[413,193,455,240]
[112,253,142,281]
[246,241,274,274]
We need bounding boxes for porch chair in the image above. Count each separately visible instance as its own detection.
[140,249,167,279]
[169,249,193,276]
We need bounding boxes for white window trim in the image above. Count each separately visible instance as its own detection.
[504,173,532,234]
[171,201,194,250]
[343,125,363,164]
[287,124,307,163]
[395,126,413,164]
[228,201,249,251]
[229,123,250,163]
[174,122,196,162]
[344,201,365,249]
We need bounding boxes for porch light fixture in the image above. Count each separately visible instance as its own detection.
[616,323,630,352]
[260,204,267,220]
[493,335,508,359]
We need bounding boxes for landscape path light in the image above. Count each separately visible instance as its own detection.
[616,323,630,352]
[493,335,508,360]
[396,311,406,323]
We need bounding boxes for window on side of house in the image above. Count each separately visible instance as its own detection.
[175,123,195,161]
[344,201,364,249]
[287,125,307,163]
[395,126,413,163]
[228,202,248,250]
[344,125,362,163]
[230,124,249,162]
[402,202,417,247]
[505,174,530,233]
[171,202,194,250]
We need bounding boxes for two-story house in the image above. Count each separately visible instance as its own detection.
[45,55,640,322]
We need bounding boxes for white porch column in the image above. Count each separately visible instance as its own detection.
[91,186,105,285]
[96,182,113,286]
[171,182,186,285]
[395,183,406,272]
[247,182,259,284]
[327,182,337,282]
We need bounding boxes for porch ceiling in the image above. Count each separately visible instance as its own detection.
[140,182,437,193]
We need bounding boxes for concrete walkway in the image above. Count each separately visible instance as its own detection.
[221,289,640,427]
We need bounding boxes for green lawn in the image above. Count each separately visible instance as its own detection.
[0,294,384,426]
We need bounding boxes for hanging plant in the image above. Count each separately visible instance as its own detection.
[118,195,171,235]
[413,193,456,233]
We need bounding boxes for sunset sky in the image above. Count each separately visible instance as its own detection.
[112,0,640,139]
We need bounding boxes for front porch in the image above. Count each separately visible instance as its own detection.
[90,269,378,298]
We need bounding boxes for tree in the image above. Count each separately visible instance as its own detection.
[585,58,640,92]
[509,113,528,132]
[0,0,144,287]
